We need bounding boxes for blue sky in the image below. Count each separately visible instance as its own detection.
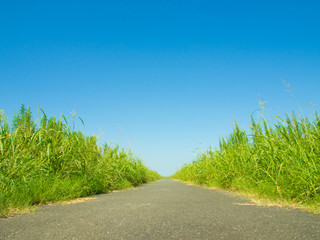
[1,1,320,176]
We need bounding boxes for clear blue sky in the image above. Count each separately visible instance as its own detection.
[1,1,320,176]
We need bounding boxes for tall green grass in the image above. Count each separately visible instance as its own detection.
[173,112,320,210]
[0,105,160,217]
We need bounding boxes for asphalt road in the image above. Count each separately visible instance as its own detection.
[1,179,319,240]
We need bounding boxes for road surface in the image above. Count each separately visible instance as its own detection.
[1,179,319,239]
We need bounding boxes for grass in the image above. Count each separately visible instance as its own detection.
[173,111,320,213]
[0,105,161,217]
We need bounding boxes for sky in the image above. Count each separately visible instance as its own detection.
[1,1,320,176]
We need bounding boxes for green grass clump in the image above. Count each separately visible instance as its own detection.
[0,105,161,217]
[173,112,320,211]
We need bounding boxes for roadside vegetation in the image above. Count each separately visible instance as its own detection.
[0,105,161,217]
[173,111,320,213]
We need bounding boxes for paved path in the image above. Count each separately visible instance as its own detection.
[1,179,319,239]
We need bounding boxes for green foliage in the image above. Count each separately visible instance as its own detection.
[173,112,320,208]
[0,105,161,217]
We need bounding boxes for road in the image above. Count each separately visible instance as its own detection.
[1,179,319,239]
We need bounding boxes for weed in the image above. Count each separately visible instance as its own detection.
[173,111,320,212]
[0,105,161,217]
